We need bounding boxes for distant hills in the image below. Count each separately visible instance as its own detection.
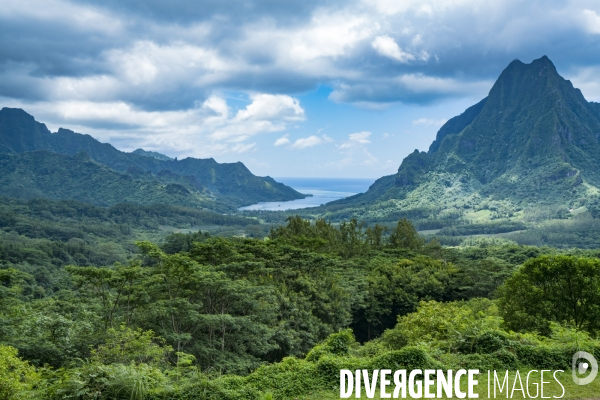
[320,56,600,231]
[0,108,304,209]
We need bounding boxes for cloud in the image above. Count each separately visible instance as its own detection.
[568,65,600,102]
[412,117,448,126]
[339,131,372,149]
[329,74,494,104]
[291,134,332,149]
[349,131,371,143]
[210,94,305,141]
[325,148,380,170]
[274,135,290,146]
[2,92,303,158]
[583,9,600,34]
[371,35,424,63]
[2,0,600,156]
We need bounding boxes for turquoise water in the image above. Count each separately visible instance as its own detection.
[239,177,375,211]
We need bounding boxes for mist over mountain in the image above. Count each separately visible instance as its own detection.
[0,108,304,208]
[321,56,600,227]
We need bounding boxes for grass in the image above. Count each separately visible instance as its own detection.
[463,209,493,222]
[295,370,600,399]
[570,206,588,216]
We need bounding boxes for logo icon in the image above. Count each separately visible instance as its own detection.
[572,351,598,385]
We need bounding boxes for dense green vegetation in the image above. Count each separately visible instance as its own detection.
[2,214,600,399]
[0,107,304,208]
[0,195,263,298]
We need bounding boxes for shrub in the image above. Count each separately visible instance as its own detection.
[513,345,573,370]
[464,330,511,354]
[246,357,326,397]
[370,347,440,371]
[0,345,40,400]
[47,362,169,400]
[305,329,356,362]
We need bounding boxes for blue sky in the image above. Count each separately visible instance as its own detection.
[1,0,600,178]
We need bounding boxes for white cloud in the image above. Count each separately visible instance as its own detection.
[324,130,392,170]
[567,66,600,102]
[231,143,256,153]
[583,9,600,34]
[3,0,598,113]
[291,15,371,61]
[325,148,380,170]
[274,135,290,146]
[412,117,448,126]
[291,134,332,149]
[349,131,372,143]
[372,35,419,63]
[209,94,305,141]
[105,40,233,90]
[361,148,379,165]
[233,94,304,123]
[339,131,372,149]
[3,0,600,175]
[0,0,124,35]
[3,92,304,158]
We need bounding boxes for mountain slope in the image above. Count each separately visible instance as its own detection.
[0,108,304,207]
[132,148,173,161]
[0,151,221,209]
[321,56,600,224]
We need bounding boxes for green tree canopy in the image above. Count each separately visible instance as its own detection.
[497,255,600,334]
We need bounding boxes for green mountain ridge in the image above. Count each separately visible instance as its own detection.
[0,150,220,209]
[320,56,600,225]
[0,108,304,207]
[132,148,174,161]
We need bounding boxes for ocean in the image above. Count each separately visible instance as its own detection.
[238,177,376,211]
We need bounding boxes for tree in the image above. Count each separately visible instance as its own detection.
[352,256,456,342]
[0,345,39,400]
[137,241,279,374]
[389,218,424,249]
[365,224,387,250]
[91,325,172,366]
[497,255,600,334]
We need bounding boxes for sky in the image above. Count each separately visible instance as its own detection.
[1,0,600,178]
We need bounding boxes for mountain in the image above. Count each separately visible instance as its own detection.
[0,150,220,209]
[0,108,304,207]
[132,148,173,161]
[321,56,600,226]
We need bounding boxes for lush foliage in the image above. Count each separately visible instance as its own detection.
[497,255,600,334]
[2,215,600,399]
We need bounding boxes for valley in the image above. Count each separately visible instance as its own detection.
[3,55,600,400]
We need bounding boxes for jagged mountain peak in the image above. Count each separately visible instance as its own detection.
[428,56,600,181]
[485,55,585,109]
[328,56,600,220]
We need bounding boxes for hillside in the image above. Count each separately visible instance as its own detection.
[316,56,600,237]
[0,150,223,209]
[0,108,304,207]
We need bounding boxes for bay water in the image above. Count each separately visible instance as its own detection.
[239,177,375,211]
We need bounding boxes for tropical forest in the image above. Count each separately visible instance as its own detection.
[3,56,600,399]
